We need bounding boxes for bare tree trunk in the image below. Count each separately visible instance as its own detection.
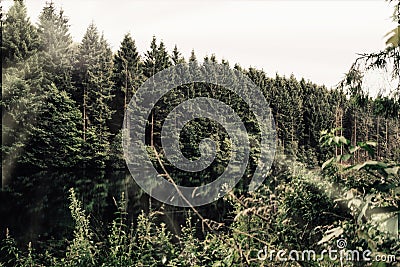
[365,115,369,160]
[353,111,357,164]
[124,60,128,129]
[83,86,87,142]
[385,119,388,156]
[376,116,380,158]
[291,118,294,144]
[335,107,339,157]
[397,120,399,157]
[276,113,281,149]
[340,109,343,157]
[151,112,154,148]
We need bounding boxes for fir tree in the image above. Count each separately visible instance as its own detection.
[74,23,114,167]
[171,45,185,65]
[2,67,39,173]
[110,33,142,133]
[143,36,172,147]
[37,2,74,93]
[1,0,39,67]
[20,84,83,168]
[143,36,171,78]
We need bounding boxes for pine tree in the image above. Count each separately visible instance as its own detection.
[157,41,171,70]
[2,66,40,176]
[2,55,83,171]
[20,84,83,168]
[111,33,142,133]
[74,23,114,167]
[171,45,185,65]
[143,36,172,147]
[88,34,114,149]
[18,2,83,169]
[3,2,84,171]
[1,0,39,67]
[37,2,74,93]
[143,36,171,78]
[188,49,201,98]
[143,36,158,79]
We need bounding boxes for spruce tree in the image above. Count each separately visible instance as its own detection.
[3,2,84,170]
[20,84,83,168]
[111,33,142,133]
[37,2,74,93]
[74,23,114,167]
[143,36,171,78]
[143,36,172,147]
[171,45,185,65]
[143,36,158,79]
[2,67,39,174]
[1,0,39,67]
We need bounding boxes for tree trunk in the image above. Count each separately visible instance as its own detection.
[340,109,343,158]
[376,116,380,158]
[124,61,128,129]
[83,86,87,142]
[385,119,388,156]
[151,112,154,148]
[353,110,357,164]
[366,115,369,160]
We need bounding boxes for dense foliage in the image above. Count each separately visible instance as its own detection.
[1,0,399,266]
[2,1,399,173]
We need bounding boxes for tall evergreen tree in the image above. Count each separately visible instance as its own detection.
[2,66,40,175]
[20,84,83,168]
[171,45,185,65]
[143,36,158,79]
[74,23,114,167]
[143,36,172,147]
[143,36,171,78]
[3,2,83,171]
[12,3,83,169]
[88,34,114,146]
[2,56,83,171]
[111,33,142,133]
[1,0,39,67]
[37,2,74,93]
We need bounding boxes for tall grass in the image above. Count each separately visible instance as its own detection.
[1,153,398,267]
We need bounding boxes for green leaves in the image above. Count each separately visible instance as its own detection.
[320,128,349,148]
[385,25,399,48]
[345,160,386,171]
[320,129,399,253]
[344,161,400,178]
[65,188,96,266]
[317,227,344,245]
[320,129,399,179]
[356,141,376,157]
[321,157,335,170]
[384,166,400,176]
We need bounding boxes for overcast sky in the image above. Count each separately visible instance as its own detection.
[3,0,397,89]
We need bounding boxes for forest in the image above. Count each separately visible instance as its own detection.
[1,0,399,266]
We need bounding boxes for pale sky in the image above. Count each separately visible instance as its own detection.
[2,0,397,89]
